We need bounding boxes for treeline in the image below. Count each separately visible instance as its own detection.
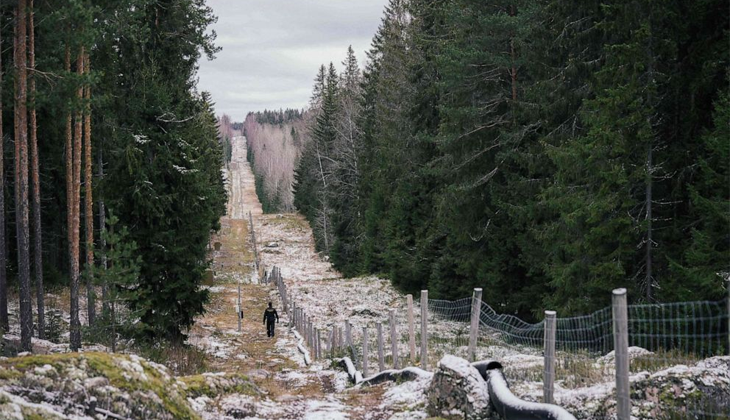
[218,114,238,165]
[0,0,226,352]
[244,110,308,212]
[293,0,729,319]
[253,109,305,126]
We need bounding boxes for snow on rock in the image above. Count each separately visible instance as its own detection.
[597,346,654,365]
[302,396,349,420]
[517,356,730,420]
[426,355,497,420]
[0,352,197,419]
[377,371,432,419]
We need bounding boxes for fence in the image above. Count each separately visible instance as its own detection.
[263,267,730,420]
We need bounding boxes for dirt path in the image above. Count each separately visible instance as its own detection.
[187,136,389,420]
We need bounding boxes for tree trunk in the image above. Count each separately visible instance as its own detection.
[14,0,33,352]
[84,52,95,326]
[29,0,44,339]
[0,12,8,332]
[509,5,518,102]
[67,43,81,352]
[72,47,84,344]
[98,140,108,316]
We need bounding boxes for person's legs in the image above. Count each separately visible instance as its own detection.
[267,321,275,337]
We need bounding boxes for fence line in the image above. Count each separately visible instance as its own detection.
[264,266,730,419]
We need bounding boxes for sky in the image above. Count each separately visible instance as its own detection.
[197,0,389,121]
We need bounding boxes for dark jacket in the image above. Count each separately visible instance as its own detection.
[263,307,279,324]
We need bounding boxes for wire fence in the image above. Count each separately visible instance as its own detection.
[265,265,730,419]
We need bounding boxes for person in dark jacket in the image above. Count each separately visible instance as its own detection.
[263,302,279,337]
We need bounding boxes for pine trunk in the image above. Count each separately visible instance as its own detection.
[29,0,44,339]
[72,48,84,339]
[98,143,108,316]
[66,44,81,351]
[14,0,33,352]
[0,14,8,332]
[84,52,95,326]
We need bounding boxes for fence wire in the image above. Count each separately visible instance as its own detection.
[272,264,729,419]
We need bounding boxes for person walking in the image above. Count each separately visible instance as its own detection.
[263,302,279,337]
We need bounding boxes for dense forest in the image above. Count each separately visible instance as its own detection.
[244,109,308,212]
[293,0,729,319]
[0,0,227,352]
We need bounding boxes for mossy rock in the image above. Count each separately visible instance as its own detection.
[0,352,200,420]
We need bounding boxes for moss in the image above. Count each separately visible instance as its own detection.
[180,373,258,399]
[0,367,22,381]
[1,352,201,420]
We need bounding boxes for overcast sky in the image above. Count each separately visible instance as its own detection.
[197,0,388,121]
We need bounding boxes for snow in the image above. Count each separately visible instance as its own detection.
[302,397,349,420]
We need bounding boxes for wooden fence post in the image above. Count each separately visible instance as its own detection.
[421,290,428,369]
[330,326,336,356]
[377,321,385,372]
[407,294,416,363]
[612,288,630,420]
[468,288,482,362]
[345,320,352,348]
[248,211,259,271]
[390,309,399,369]
[544,310,557,404]
[362,326,369,378]
[237,280,242,333]
[315,328,321,360]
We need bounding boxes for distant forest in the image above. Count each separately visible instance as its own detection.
[290,0,729,319]
[244,109,308,212]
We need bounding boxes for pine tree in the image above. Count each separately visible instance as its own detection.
[65,41,81,351]
[28,0,45,339]
[14,0,33,352]
[0,11,7,332]
[84,51,95,326]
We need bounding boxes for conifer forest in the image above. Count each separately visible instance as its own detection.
[246,0,729,321]
[0,0,727,418]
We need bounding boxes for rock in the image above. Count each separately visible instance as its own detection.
[426,355,498,420]
[598,346,653,365]
[246,369,270,380]
[265,242,279,248]
[84,376,110,389]
[350,308,379,318]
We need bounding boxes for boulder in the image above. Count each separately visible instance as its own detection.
[426,355,498,420]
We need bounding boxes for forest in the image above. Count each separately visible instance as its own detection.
[0,0,227,353]
[282,0,730,320]
[244,109,308,212]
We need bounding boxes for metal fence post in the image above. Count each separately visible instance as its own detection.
[544,310,557,404]
[377,321,385,372]
[613,288,630,420]
[390,309,399,369]
[407,294,416,363]
[362,326,369,378]
[421,290,428,369]
[468,288,482,362]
